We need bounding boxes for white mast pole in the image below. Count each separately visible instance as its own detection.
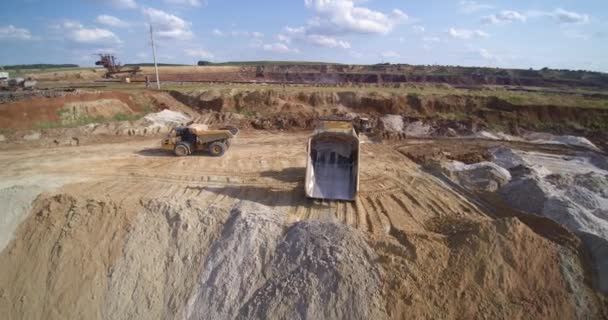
[150,24,161,90]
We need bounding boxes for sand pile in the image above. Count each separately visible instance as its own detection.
[445,161,511,192]
[443,146,608,294]
[377,216,604,319]
[73,110,191,138]
[1,191,606,319]
[380,114,403,132]
[0,197,385,319]
[0,175,85,251]
[143,109,191,125]
[490,147,608,241]
[473,131,600,151]
[187,202,384,320]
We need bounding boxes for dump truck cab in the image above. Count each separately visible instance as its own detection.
[162,124,238,157]
[305,120,360,201]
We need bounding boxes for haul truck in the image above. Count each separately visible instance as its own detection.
[305,120,361,201]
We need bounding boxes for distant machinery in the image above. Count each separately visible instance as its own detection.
[95,54,141,78]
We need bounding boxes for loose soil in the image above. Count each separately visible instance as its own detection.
[0,91,141,129]
[0,133,606,319]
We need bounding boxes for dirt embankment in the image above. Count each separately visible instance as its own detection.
[128,64,608,89]
[169,89,608,132]
[0,91,142,129]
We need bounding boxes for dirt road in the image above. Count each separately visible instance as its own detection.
[0,132,605,319]
[0,131,485,236]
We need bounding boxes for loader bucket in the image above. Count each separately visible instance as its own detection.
[305,121,360,201]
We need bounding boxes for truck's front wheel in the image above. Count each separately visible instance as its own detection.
[174,142,191,157]
[209,141,226,157]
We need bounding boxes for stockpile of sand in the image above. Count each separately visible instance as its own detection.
[0,175,86,251]
[187,202,384,319]
[443,145,608,295]
[491,147,608,240]
[1,191,606,319]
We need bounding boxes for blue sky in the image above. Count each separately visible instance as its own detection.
[1,0,607,71]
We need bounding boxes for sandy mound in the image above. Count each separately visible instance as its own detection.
[143,109,190,125]
[0,196,385,319]
[187,202,384,320]
[0,175,85,251]
[380,114,403,132]
[377,216,603,319]
[491,147,608,241]
[445,161,511,192]
[1,190,606,319]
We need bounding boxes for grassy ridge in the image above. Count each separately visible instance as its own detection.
[200,61,343,66]
[1,64,79,70]
[125,63,190,67]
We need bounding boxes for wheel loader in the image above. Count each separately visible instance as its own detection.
[305,119,360,201]
[161,124,238,157]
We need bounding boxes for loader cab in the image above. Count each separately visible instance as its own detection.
[174,126,197,144]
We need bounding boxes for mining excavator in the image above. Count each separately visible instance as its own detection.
[95,54,141,78]
[161,124,239,157]
[305,119,361,201]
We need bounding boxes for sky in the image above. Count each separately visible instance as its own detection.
[1,0,607,71]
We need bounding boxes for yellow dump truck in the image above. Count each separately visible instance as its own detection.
[305,120,361,201]
[161,124,238,157]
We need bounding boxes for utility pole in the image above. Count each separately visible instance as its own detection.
[149,24,161,90]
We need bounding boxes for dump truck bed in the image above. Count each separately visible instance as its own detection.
[305,121,360,201]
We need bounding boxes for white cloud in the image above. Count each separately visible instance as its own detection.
[382,50,400,58]
[273,1,407,52]
[59,20,83,30]
[230,30,250,37]
[562,30,591,40]
[448,28,489,40]
[185,48,214,59]
[478,48,496,60]
[482,10,526,25]
[307,34,350,49]
[0,25,32,40]
[212,29,264,38]
[54,20,121,44]
[528,8,590,24]
[459,1,493,14]
[164,0,204,7]
[349,50,364,59]
[278,26,350,49]
[96,0,137,9]
[96,15,129,28]
[423,36,440,42]
[262,42,299,53]
[303,0,408,35]
[412,25,425,33]
[278,26,305,43]
[277,34,291,43]
[70,27,121,44]
[552,8,590,24]
[143,8,193,40]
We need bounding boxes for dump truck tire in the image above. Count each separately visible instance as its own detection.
[209,141,226,157]
[174,142,191,157]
